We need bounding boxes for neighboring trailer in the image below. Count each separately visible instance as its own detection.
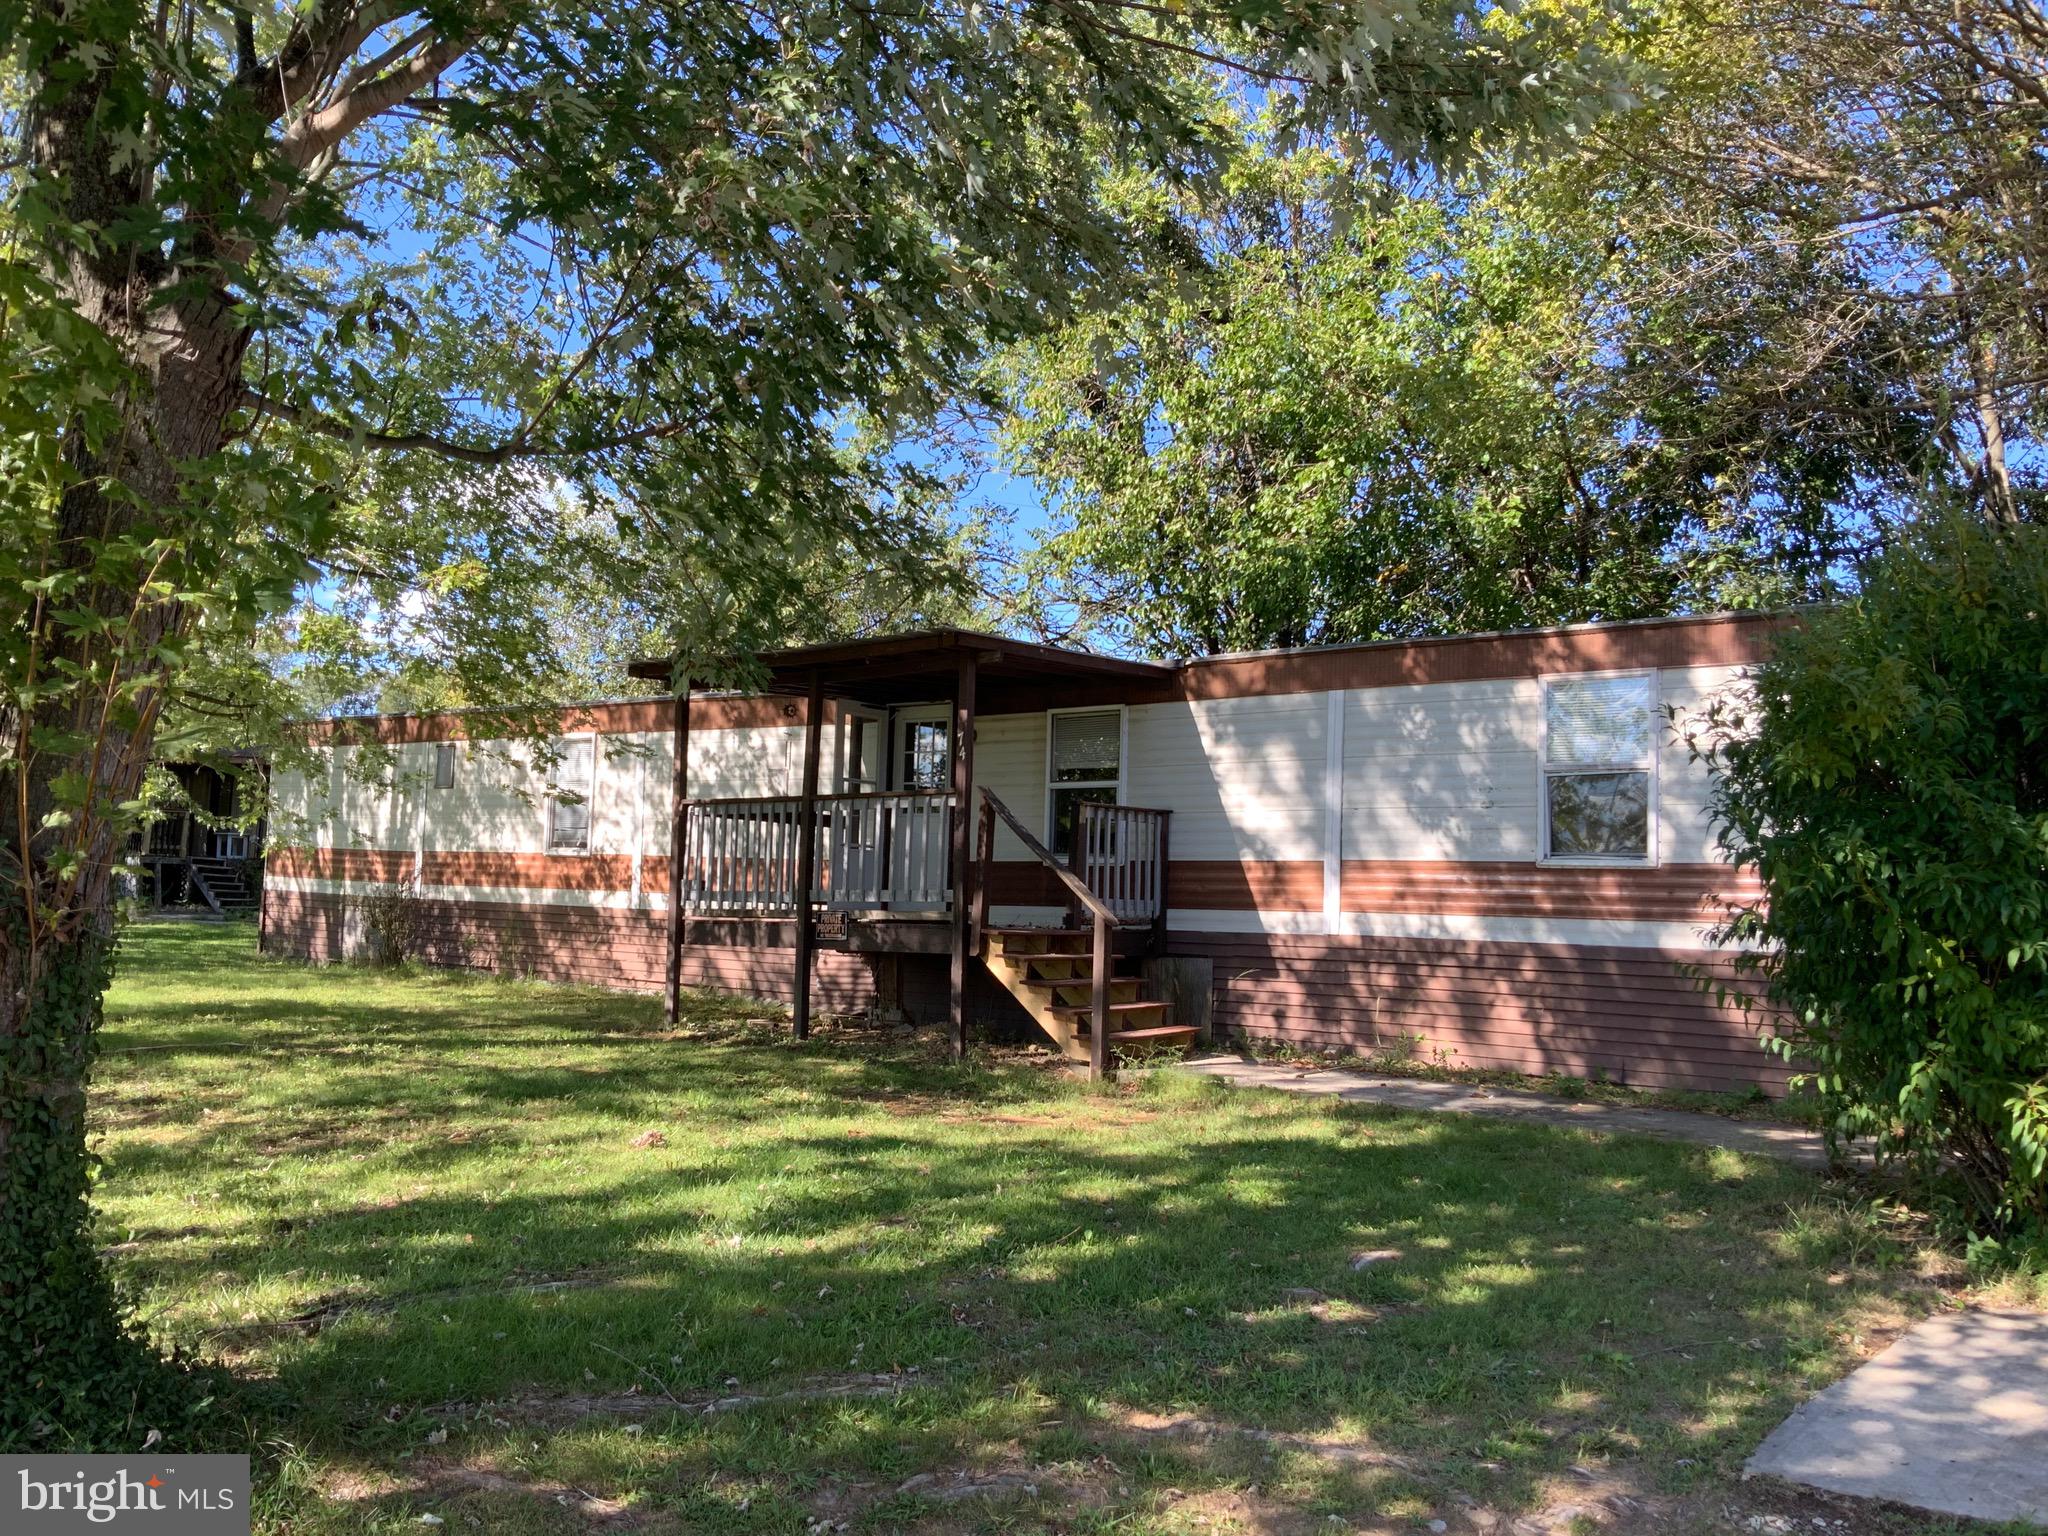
[263,612,1787,1092]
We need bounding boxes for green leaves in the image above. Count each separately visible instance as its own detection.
[1698,513,2048,1243]
[993,105,1864,656]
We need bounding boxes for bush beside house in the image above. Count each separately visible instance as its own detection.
[1695,515,2048,1243]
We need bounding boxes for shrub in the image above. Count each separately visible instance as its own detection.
[1692,515,2048,1239]
[350,879,426,967]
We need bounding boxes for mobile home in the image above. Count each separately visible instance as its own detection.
[262,612,1783,1091]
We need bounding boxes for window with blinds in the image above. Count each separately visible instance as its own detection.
[1047,709,1122,857]
[546,736,595,852]
[1541,673,1654,861]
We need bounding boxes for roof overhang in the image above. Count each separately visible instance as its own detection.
[628,627,1174,706]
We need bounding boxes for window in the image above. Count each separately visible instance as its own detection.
[901,719,950,792]
[1541,673,1655,862]
[546,736,594,852]
[1047,709,1122,857]
[433,742,458,790]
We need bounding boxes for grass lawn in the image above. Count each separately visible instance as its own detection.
[91,921,2038,1535]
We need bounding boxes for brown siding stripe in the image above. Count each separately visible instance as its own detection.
[1337,861,1760,921]
[274,850,1754,921]
[1170,860,1324,911]
[271,848,638,891]
[983,860,1323,911]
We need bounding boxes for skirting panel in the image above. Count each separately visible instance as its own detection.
[261,890,1786,1094]
[260,888,873,1013]
[1162,928,1788,1095]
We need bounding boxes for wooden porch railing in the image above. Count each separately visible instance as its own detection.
[681,791,955,914]
[818,792,954,910]
[682,796,806,913]
[146,816,188,858]
[140,816,261,861]
[1071,801,1170,937]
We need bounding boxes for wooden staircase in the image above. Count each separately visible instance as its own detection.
[982,927,1199,1065]
[188,856,260,916]
[972,786,1199,1077]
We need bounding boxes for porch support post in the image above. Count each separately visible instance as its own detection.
[792,673,826,1041]
[948,651,978,1059]
[663,675,692,1025]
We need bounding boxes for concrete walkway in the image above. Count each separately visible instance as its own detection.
[1175,1055,1834,1168]
[1747,1308,2048,1525]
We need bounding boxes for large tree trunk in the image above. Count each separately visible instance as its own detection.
[0,917,154,1443]
[1,277,249,1443]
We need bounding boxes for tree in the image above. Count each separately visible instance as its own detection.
[1692,514,2048,1241]
[0,0,1618,1442]
[1592,0,2048,522]
[995,116,1892,657]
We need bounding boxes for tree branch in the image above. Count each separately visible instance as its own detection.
[278,31,474,173]
[240,391,705,463]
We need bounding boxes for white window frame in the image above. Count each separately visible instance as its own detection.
[1536,669,1659,867]
[1044,704,1128,858]
[545,733,597,855]
[433,741,458,790]
[894,705,953,794]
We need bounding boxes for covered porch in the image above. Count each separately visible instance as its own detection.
[629,629,1179,1056]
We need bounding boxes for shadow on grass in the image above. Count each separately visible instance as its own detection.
[97,920,1900,1518]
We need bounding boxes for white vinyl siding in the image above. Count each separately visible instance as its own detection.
[970,712,1048,859]
[1342,679,1541,862]
[687,723,802,801]
[268,650,1754,929]
[1127,694,1327,862]
[1655,663,1748,864]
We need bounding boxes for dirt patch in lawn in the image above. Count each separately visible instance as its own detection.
[427,1369,923,1427]
[1111,1407,1418,1471]
[323,1460,644,1531]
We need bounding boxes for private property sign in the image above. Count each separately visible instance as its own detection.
[3,1457,249,1535]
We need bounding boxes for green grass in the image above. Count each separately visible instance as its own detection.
[90,921,2028,1535]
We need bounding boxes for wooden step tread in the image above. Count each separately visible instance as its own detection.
[1053,1001,1169,1020]
[1107,1025,1201,1045]
[1015,976,1136,991]
[986,927,1087,939]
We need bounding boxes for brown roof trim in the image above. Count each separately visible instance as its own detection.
[1174,610,1796,699]
[309,610,1796,744]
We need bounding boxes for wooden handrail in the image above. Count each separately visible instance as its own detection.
[977,786,1120,1080]
[977,787,1118,928]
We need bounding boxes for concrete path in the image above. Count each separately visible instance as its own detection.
[1746,1308,2048,1525]
[1174,1055,1834,1168]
